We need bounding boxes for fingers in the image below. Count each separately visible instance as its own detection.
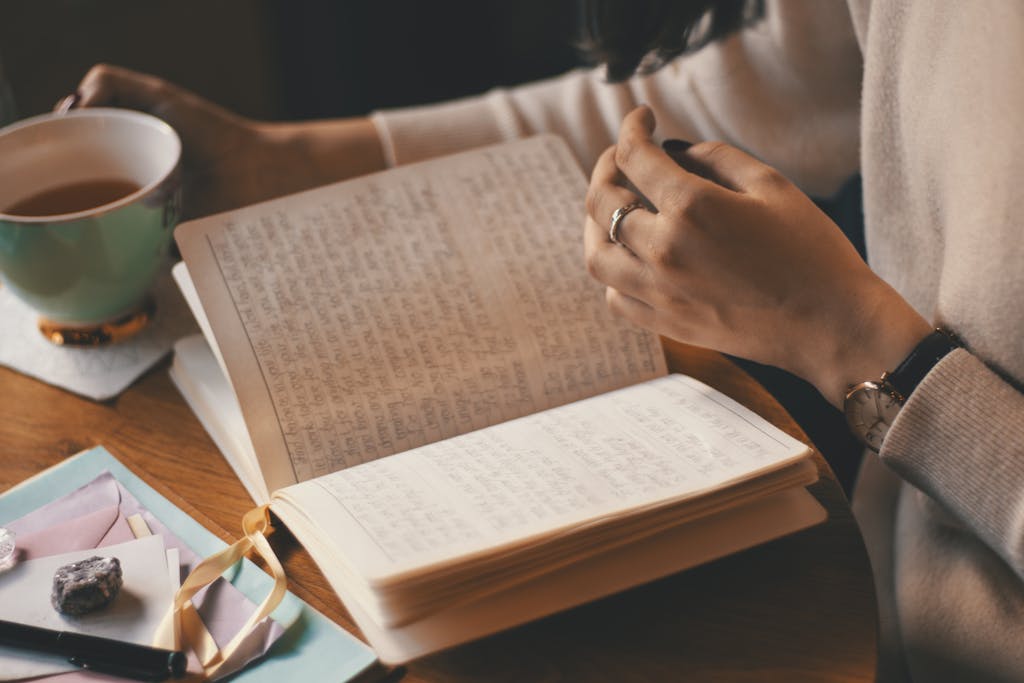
[583,209,668,336]
[605,287,658,332]
[615,106,722,212]
[662,139,740,191]
[586,146,658,252]
[54,92,80,114]
[55,64,179,116]
[616,106,790,203]
[584,214,652,300]
[683,141,789,196]
[75,63,174,110]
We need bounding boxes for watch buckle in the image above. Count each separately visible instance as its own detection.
[879,371,905,404]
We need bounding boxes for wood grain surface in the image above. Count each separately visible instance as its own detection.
[0,337,877,682]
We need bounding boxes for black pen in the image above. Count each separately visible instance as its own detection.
[0,618,187,681]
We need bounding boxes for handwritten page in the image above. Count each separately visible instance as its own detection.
[276,375,811,585]
[177,136,665,491]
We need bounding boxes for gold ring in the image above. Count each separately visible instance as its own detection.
[609,201,644,246]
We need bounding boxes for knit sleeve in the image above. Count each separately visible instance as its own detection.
[880,349,1024,575]
[370,0,862,196]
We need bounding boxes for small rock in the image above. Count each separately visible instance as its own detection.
[51,556,123,615]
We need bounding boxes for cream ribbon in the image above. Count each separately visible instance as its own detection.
[156,506,287,680]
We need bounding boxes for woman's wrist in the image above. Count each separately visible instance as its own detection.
[812,277,933,408]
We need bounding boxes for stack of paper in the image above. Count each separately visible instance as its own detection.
[0,447,377,681]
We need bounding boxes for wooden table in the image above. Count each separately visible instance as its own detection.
[0,337,877,682]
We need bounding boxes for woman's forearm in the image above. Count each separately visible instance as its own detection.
[262,117,388,186]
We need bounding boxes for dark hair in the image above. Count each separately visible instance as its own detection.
[579,0,764,82]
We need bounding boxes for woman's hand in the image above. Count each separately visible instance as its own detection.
[68,64,385,219]
[584,106,931,406]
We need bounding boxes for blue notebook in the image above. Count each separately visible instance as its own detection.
[0,445,378,682]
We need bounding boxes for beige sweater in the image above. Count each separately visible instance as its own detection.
[372,1,1024,680]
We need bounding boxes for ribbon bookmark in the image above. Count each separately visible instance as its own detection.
[162,505,287,679]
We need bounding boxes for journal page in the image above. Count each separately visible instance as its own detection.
[176,136,666,491]
[274,375,812,587]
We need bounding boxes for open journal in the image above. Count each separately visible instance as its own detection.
[169,135,825,663]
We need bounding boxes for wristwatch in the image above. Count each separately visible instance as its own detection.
[844,328,962,452]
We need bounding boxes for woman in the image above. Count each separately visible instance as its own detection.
[70,1,1024,679]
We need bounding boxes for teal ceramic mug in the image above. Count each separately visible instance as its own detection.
[0,108,181,335]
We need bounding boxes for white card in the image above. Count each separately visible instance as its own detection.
[0,534,173,680]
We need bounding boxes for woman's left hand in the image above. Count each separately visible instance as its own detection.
[584,106,931,406]
[70,64,384,220]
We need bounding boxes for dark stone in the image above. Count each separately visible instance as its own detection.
[51,556,123,615]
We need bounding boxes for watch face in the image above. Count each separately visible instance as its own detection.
[844,381,902,451]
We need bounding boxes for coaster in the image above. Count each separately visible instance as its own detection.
[0,267,199,400]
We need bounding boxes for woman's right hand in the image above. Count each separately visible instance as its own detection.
[69,64,385,219]
[584,106,932,407]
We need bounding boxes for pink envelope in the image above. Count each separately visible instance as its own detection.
[7,475,122,537]
[13,505,135,561]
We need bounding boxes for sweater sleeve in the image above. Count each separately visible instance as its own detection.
[370,0,862,196]
[881,349,1024,575]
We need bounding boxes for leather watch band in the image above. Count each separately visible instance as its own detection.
[886,328,962,401]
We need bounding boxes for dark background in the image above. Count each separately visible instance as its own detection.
[0,0,584,122]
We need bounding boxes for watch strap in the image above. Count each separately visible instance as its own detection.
[886,328,962,401]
